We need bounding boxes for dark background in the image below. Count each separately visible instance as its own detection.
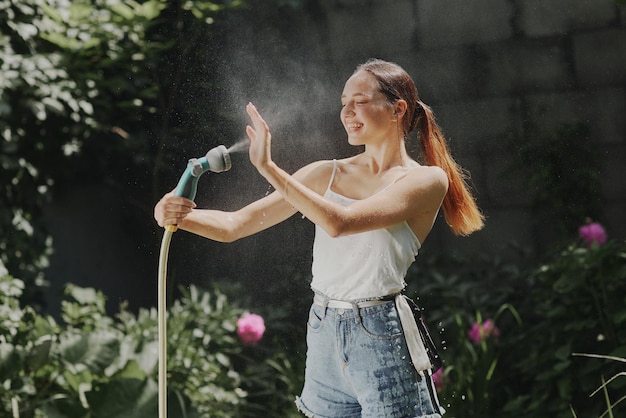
[34,0,626,315]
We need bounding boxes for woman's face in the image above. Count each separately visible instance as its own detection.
[340,71,396,146]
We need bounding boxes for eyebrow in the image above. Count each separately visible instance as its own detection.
[341,92,372,100]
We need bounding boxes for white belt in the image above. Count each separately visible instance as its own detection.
[312,293,432,374]
[313,294,392,309]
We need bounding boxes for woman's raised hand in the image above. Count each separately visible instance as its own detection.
[245,103,273,173]
[154,190,196,228]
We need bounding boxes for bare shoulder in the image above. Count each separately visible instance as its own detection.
[293,160,335,194]
[422,165,449,187]
[402,164,448,185]
[406,165,449,194]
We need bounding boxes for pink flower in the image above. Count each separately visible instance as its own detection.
[579,219,607,247]
[236,313,265,346]
[431,368,445,393]
[468,319,500,345]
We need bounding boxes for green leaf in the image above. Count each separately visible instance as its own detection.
[62,367,95,392]
[68,2,93,21]
[41,396,87,418]
[613,310,626,324]
[86,377,158,418]
[59,331,120,374]
[110,2,136,20]
[40,3,65,23]
[140,0,167,20]
[116,359,148,380]
[40,32,82,50]
[0,343,23,380]
[66,285,100,306]
[26,335,54,371]
[555,344,573,361]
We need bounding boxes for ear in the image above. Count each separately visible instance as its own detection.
[393,100,408,119]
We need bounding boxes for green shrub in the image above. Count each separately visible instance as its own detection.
[405,231,626,417]
[502,238,626,418]
[405,247,525,416]
[3,233,624,417]
[570,353,626,418]
[0,270,248,417]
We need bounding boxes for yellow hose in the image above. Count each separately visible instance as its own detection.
[158,225,177,418]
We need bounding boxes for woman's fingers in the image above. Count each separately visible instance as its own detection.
[246,124,257,141]
[246,103,270,139]
[154,194,196,227]
[245,102,272,169]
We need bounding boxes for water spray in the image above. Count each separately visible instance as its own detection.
[158,145,232,418]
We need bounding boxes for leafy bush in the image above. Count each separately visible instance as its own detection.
[0,266,250,417]
[405,247,526,416]
[217,269,309,417]
[502,238,626,418]
[405,228,626,417]
[571,353,626,418]
[2,231,624,417]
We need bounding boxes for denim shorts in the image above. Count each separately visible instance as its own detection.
[295,301,443,418]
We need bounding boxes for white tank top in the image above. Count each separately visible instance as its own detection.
[310,160,421,300]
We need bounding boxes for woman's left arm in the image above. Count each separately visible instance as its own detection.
[246,103,448,237]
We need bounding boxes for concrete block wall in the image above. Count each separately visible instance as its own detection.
[517,0,617,37]
[39,0,625,316]
[41,0,624,312]
[317,0,625,257]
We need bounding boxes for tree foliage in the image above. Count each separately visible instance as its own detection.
[0,0,244,307]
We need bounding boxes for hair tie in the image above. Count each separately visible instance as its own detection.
[409,100,423,132]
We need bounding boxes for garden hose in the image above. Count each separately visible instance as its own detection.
[158,225,175,418]
[157,146,231,418]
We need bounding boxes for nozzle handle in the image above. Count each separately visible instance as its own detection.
[173,158,205,201]
[172,145,231,201]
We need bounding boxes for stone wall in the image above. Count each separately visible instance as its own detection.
[314,0,626,257]
[43,0,625,313]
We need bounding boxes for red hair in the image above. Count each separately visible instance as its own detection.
[357,59,484,236]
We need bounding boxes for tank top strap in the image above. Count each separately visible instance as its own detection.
[325,159,338,194]
[375,171,409,195]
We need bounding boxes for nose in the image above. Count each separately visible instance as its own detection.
[341,104,355,118]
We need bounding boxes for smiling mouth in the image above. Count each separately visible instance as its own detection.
[347,122,363,130]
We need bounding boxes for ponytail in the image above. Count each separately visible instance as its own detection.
[355,58,484,235]
[415,101,484,236]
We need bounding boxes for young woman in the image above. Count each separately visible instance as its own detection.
[154,59,484,417]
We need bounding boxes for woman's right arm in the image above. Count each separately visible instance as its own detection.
[153,160,330,242]
[177,191,297,242]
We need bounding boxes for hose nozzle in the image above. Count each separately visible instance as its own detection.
[205,145,232,174]
[173,145,231,200]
